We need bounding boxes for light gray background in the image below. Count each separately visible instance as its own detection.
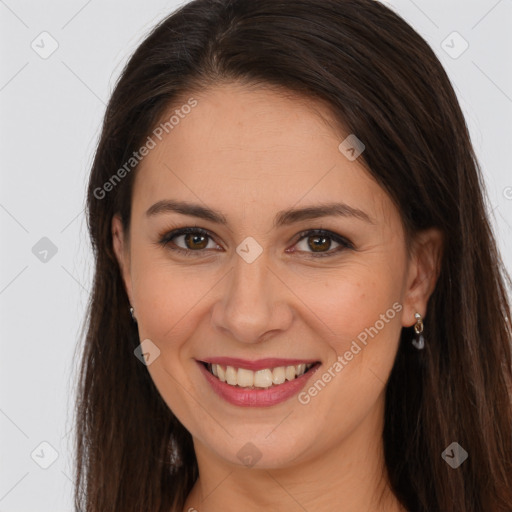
[0,1,511,510]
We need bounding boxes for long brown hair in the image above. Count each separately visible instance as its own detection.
[75,0,512,510]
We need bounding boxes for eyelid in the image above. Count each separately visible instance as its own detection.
[157,226,354,257]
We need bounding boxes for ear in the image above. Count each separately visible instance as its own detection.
[112,214,133,305]
[401,227,443,327]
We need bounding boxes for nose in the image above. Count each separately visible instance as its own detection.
[211,254,293,344]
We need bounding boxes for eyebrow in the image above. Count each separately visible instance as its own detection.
[145,199,374,227]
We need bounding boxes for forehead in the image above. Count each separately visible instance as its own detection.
[144,83,344,167]
[131,83,392,227]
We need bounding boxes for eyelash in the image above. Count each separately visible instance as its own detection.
[156,227,354,258]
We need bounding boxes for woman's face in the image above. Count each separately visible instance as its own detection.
[113,83,435,470]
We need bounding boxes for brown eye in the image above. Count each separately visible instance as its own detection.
[182,232,209,250]
[307,234,332,252]
[293,229,353,257]
[158,227,219,255]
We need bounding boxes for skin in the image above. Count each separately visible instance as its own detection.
[112,82,443,512]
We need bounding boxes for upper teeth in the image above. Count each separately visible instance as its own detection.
[208,363,314,388]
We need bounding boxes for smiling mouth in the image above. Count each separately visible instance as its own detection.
[201,362,318,389]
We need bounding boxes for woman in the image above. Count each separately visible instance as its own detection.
[75,0,512,510]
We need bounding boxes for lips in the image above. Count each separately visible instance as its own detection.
[196,358,321,407]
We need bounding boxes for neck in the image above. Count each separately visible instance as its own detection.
[182,396,406,512]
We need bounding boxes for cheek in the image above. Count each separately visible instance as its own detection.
[296,261,404,404]
[293,261,403,345]
[291,269,404,441]
[132,259,206,419]
[130,254,204,355]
